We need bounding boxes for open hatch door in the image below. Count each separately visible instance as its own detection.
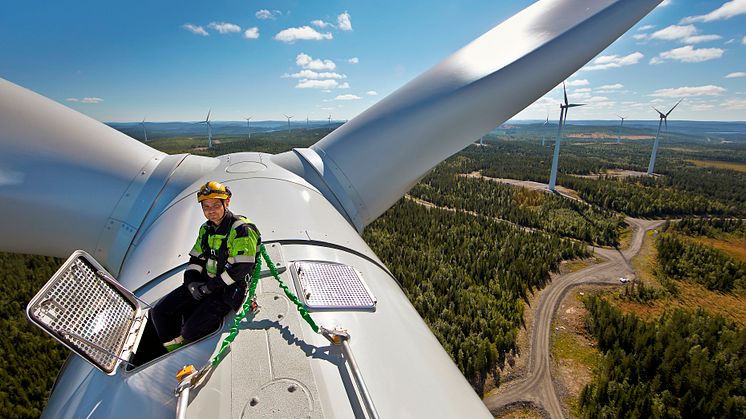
[26,250,147,375]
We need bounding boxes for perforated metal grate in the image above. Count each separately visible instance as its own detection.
[292,261,376,310]
[27,253,140,374]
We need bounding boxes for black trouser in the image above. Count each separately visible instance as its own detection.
[150,283,232,343]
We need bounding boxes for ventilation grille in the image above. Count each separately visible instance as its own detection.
[292,261,376,310]
[27,251,142,374]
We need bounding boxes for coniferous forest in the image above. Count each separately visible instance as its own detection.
[580,296,746,418]
[2,125,745,417]
[0,253,66,418]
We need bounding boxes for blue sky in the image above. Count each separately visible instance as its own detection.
[1,0,744,122]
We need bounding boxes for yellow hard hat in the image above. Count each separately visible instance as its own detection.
[197,181,232,202]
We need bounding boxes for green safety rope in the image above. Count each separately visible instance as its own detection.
[260,245,320,334]
[210,243,319,367]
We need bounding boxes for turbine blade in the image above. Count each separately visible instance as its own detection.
[0,78,217,271]
[563,82,569,106]
[206,108,211,121]
[666,98,683,116]
[276,0,663,230]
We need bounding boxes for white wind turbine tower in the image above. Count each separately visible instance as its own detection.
[244,116,252,139]
[647,99,682,175]
[306,116,309,130]
[284,114,293,132]
[141,117,148,142]
[541,113,549,146]
[197,109,213,148]
[327,114,332,131]
[549,83,585,192]
[616,115,626,144]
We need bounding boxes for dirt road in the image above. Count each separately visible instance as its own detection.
[483,217,665,418]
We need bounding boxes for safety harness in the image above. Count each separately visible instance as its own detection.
[197,214,260,282]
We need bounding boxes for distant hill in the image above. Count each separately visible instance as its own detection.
[503,120,746,142]
[107,121,343,141]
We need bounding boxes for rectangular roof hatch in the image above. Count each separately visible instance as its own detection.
[26,250,146,375]
[291,261,376,311]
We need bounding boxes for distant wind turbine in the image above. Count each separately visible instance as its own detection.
[647,99,682,176]
[245,116,252,139]
[141,117,148,142]
[541,114,549,146]
[306,116,309,130]
[284,114,293,132]
[549,82,585,192]
[197,109,212,148]
[616,115,626,144]
[327,114,332,130]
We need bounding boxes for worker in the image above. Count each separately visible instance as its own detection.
[151,181,260,352]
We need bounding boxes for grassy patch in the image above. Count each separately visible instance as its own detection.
[613,229,746,326]
[560,256,601,274]
[693,236,746,263]
[551,291,602,418]
[552,328,600,372]
[688,159,746,172]
[616,223,633,250]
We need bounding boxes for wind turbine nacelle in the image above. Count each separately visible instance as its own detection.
[38,152,491,418]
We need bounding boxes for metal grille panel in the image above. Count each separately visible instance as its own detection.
[27,252,139,374]
[292,261,376,310]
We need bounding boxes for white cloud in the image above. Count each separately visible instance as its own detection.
[723,98,746,109]
[566,79,589,86]
[274,26,333,43]
[66,97,103,104]
[367,91,378,96]
[726,72,746,78]
[311,20,330,28]
[743,36,746,44]
[654,45,724,63]
[338,12,352,31]
[296,53,336,70]
[598,83,624,90]
[574,88,592,94]
[335,94,361,100]
[243,27,259,39]
[296,79,339,89]
[208,22,241,34]
[586,96,610,103]
[338,82,350,89]
[684,34,722,43]
[284,70,346,79]
[348,57,359,64]
[642,24,721,44]
[651,85,726,97]
[650,24,698,41]
[638,24,656,31]
[256,9,277,20]
[583,52,644,71]
[681,0,746,23]
[182,24,208,36]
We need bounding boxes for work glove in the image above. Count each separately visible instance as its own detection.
[187,282,210,300]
